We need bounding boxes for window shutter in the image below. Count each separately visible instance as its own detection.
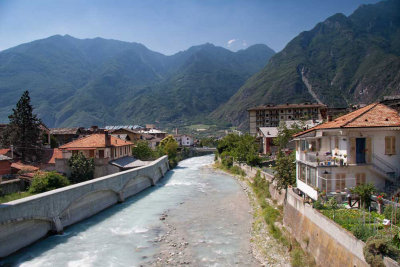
[341,174,346,191]
[391,136,396,155]
[366,137,372,163]
[327,174,332,192]
[385,136,391,155]
[356,173,360,186]
[362,173,366,184]
[349,138,356,164]
[335,174,341,191]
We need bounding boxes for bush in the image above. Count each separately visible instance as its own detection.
[352,224,375,242]
[230,165,246,176]
[312,199,324,210]
[326,197,338,210]
[29,172,70,193]
[364,236,400,267]
[132,140,155,160]
[68,152,95,183]
[351,183,376,209]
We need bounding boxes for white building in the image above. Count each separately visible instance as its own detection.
[293,103,400,200]
[174,134,194,147]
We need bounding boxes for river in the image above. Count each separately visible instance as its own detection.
[2,155,259,266]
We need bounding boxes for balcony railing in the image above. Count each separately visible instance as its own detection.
[299,151,342,167]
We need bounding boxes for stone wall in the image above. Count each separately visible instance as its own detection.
[0,156,169,258]
[284,189,369,267]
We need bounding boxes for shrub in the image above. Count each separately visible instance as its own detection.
[230,165,246,176]
[351,224,375,242]
[364,236,400,267]
[312,199,324,210]
[351,183,376,209]
[327,197,338,210]
[132,140,155,160]
[29,171,70,193]
[68,152,95,183]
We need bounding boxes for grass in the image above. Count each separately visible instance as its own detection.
[0,191,33,203]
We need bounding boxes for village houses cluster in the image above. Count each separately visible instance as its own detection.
[0,123,196,184]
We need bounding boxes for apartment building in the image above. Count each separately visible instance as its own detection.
[248,103,327,135]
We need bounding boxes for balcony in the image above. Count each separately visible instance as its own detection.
[299,151,345,167]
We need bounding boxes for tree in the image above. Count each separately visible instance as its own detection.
[273,151,296,192]
[68,152,95,183]
[351,183,376,209]
[273,122,303,149]
[132,140,154,160]
[2,91,42,161]
[29,171,70,193]
[158,135,179,167]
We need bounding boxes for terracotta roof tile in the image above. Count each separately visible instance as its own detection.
[11,161,39,172]
[0,148,10,155]
[60,133,133,150]
[294,103,400,137]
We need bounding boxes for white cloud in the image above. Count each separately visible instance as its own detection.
[242,40,248,47]
[227,39,236,47]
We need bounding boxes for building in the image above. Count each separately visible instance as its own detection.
[139,129,167,140]
[0,155,12,177]
[381,95,400,112]
[56,132,135,178]
[257,127,279,155]
[248,103,327,135]
[174,134,194,147]
[109,128,143,143]
[50,127,85,146]
[293,103,400,200]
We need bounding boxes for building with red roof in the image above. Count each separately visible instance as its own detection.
[293,103,400,200]
[56,132,135,177]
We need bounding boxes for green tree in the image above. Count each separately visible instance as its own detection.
[68,152,95,183]
[1,91,42,161]
[273,151,296,192]
[29,171,70,193]
[351,183,376,209]
[273,122,303,149]
[158,135,179,167]
[132,140,154,160]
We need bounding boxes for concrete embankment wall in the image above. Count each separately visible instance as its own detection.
[233,162,371,267]
[0,156,169,258]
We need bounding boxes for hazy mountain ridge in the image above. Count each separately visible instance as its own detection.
[212,0,400,128]
[0,36,275,127]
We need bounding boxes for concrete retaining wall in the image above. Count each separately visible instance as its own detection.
[284,189,369,267]
[0,156,169,258]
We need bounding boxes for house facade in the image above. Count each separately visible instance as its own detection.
[175,134,194,147]
[293,103,400,200]
[56,132,134,177]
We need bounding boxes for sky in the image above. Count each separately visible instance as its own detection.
[0,0,380,55]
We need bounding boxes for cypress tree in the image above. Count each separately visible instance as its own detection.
[3,91,42,161]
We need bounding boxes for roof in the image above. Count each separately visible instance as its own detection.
[41,148,63,164]
[50,128,80,135]
[294,103,400,137]
[11,161,39,172]
[0,148,10,155]
[0,154,11,161]
[109,156,151,169]
[60,133,134,150]
[105,125,143,130]
[248,103,327,111]
[259,127,279,138]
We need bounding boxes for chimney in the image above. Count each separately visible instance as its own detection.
[105,131,111,147]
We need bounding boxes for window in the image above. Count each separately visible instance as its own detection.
[335,137,339,150]
[114,148,117,158]
[385,136,396,155]
[335,173,346,192]
[298,163,306,182]
[356,173,366,186]
[307,167,316,187]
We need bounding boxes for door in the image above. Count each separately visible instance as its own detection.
[356,138,366,164]
[99,150,104,158]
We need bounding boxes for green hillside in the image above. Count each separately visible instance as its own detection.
[0,36,274,127]
[212,0,400,128]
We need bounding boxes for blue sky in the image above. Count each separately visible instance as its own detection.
[0,0,380,55]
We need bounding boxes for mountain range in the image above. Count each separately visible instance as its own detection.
[0,36,274,127]
[213,0,400,128]
[1,0,399,130]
